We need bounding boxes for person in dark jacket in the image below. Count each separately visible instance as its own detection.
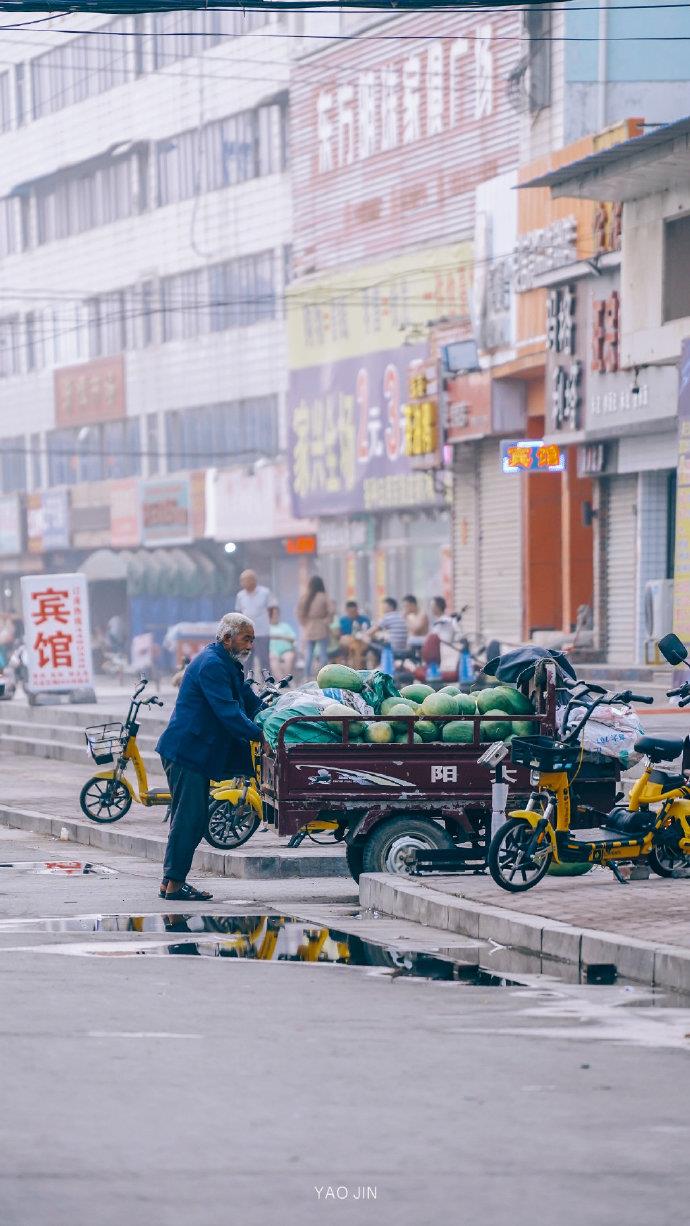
[156,613,263,902]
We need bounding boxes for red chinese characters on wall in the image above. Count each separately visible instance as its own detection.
[54,355,125,428]
[591,291,620,374]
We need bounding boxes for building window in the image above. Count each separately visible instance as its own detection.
[157,100,287,208]
[47,418,141,486]
[663,214,690,323]
[0,315,21,378]
[25,311,44,372]
[33,147,145,246]
[146,412,159,475]
[31,18,134,121]
[525,7,551,112]
[1,435,26,493]
[165,396,279,471]
[14,63,25,127]
[0,72,11,132]
[0,197,18,259]
[29,432,42,490]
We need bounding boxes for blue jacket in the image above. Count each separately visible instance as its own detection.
[156,642,263,780]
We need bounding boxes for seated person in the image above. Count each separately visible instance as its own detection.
[338,600,371,669]
[268,605,296,681]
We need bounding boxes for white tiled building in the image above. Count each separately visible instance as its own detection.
[0,8,299,633]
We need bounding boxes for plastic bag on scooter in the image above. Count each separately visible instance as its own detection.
[559,703,645,768]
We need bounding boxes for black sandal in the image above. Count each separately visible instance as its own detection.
[159,878,169,898]
[164,882,213,902]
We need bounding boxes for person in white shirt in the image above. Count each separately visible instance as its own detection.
[235,570,276,677]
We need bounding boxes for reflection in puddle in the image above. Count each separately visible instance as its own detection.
[0,861,117,876]
[0,912,519,983]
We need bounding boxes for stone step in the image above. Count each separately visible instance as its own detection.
[0,715,160,753]
[0,732,161,772]
[0,700,167,735]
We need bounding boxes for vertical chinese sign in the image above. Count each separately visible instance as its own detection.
[21,573,94,693]
[673,339,690,642]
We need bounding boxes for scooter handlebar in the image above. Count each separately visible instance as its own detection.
[680,695,690,708]
[628,692,654,705]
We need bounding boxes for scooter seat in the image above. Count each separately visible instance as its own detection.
[634,735,684,763]
[604,807,657,836]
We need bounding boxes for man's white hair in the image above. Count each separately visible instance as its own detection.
[216,612,254,642]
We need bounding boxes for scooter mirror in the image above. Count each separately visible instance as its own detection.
[658,633,689,666]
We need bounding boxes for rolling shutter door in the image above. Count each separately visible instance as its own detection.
[603,474,638,664]
[478,438,522,647]
[452,444,478,636]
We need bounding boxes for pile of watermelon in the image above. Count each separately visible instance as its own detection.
[315,664,536,746]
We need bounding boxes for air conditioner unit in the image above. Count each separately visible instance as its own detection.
[644,578,674,663]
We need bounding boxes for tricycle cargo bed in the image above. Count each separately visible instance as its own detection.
[267,711,554,840]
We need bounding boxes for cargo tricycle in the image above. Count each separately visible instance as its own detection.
[263,662,621,881]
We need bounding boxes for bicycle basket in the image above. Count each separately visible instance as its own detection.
[84,723,126,766]
[510,735,581,773]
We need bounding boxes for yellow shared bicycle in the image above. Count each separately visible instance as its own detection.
[81,678,263,848]
[488,665,690,892]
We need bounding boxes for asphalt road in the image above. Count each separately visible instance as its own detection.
[0,826,689,1226]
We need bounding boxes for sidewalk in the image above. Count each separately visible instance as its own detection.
[0,751,347,880]
[360,868,690,992]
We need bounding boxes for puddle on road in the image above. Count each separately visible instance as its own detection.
[0,861,117,877]
[0,912,519,984]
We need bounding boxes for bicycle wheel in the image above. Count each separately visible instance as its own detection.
[488,818,553,892]
[205,798,260,850]
[80,776,132,823]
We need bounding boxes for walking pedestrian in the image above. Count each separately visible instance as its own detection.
[235,570,275,678]
[156,613,263,902]
[297,576,331,676]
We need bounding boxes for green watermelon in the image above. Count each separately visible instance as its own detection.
[321,702,366,738]
[420,691,457,719]
[480,710,513,741]
[364,721,394,744]
[454,692,477,716]
[414,719,438,742]
[316,664,365,693]
[401,683,434,704]
[386,702,418,731]
[491,685,534,716]
[477,686,514,715]
[380,697,404,717]
[441,720,474,744]
[512,719,537,738]
[393,731,422,744]
[548,861,593,877]
[439,684,462,696]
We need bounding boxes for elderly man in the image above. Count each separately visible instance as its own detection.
[156,613,263,902]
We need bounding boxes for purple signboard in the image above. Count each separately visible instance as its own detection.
[289,346,442,518]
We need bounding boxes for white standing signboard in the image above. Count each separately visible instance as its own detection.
[21,573,94,693]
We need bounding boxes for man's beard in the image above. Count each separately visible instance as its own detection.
[229,649,252,664]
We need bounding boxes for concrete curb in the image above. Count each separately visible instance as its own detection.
[0,804,348,880]
[359,873,690,993]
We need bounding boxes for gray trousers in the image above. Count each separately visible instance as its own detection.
[162,758,210,883]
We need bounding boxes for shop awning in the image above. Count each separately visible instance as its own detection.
[520,115,690,202]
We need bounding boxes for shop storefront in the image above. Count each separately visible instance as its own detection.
[571,267,679,663]
[287,247,465,617]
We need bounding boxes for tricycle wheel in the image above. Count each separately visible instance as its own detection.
[205,798,260,849]
[488,818,552,892]
[80,776,131,823]
[345,840,365,883]
[361,817,455,876]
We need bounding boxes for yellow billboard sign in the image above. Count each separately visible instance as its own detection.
[287,242,473,371]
